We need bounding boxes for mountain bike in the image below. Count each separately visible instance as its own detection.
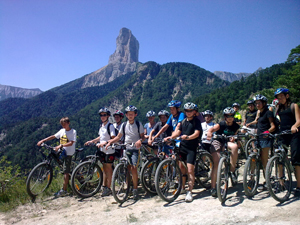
[154,138,213,203]
[26,143,83,200]
[243,133,275,198]
[266,130,293,203]
[70,143,105,198]
[214,134,241,203]
[238,126,256,158]
[111,143,152,203]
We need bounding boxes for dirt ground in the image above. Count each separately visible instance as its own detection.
[1,174,299,225]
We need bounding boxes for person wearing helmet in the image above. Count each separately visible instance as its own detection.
[84,107,117,197]
[148,110,173,154]
[144,110,157,140]
[152,100,186,140]
[201,110,215,152]
[254,94,276,189]
[232,103,242,125]
[275,88,300,196]
[106,105,145,200]
[242,100,258,134]
[37,117,76,197]
[113,110,124,131]
[206,107,240,197]
[165,102,202,202]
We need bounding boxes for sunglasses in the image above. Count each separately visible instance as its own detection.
[185,110,194,113]
[225,115,234,118]
[100,114,108,117]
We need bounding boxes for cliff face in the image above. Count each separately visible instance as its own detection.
[0,84,43,101]
[81,28,139,88]
[213,68,262,82]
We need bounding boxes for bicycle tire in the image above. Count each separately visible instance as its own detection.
[266,155,292,203]
[155,158,182,203]
[70,161,103,198]
[243,155,260,197]
[244,138,256,159]
[111,163,131,204]
[26,162,53,198]
[216,156,229,203]
[141,157,160,195]
[195,152,213,189]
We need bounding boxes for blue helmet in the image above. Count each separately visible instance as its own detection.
[146,110,156,117]
[274,88,289,97]
[168,100,181,108]
[125,105,138,113]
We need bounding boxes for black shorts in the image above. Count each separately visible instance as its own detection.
[97,151,115,164]
[201,143,212,152]
[178,148,197,165]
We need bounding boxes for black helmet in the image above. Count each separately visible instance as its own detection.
[247,100,255,105]
[232,103,240,107]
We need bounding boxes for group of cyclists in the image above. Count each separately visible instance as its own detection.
[37,87,300,203]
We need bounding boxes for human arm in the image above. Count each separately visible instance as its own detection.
[37,135,56,146]
[291,103,300,133]
[148,128,156,145]
[153,123,169,140]
[206,124,220,141]
[85,137,100,146]
[247,110,260,127]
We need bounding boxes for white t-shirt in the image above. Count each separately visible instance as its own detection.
[201,121,215,144]
[98,122,116,154]
[119,120,144,147]
[54,128,76,156]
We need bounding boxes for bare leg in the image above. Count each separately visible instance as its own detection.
[211,151,220,189]
[178,161,187,189]
[103,163,113,188]
[228,142,238,172]
[63,173,69,191]
[187,163,195,192]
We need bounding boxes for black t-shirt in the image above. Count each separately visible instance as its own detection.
[245,110,257,128]
[179,117,202,151]
[278,104,296,132]
[216,120,240,136]
[257,107,274,135]
[153,122,173,139]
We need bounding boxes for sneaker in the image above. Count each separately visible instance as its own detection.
[185,191,193,202]
[258,182,268,191]
[211,188,217,198]
[294,187,300,197]
[101,187,112,197]
[133,189,138,200]
[54,189,67,197]
[181,188,186,194]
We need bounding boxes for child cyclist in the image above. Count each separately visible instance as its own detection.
[165,102,202,202]
[206,107,240,197]
[106,105,145,200]
[84,107,116,197]
[37,117,76,197]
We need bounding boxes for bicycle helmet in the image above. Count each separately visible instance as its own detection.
[113,110,124,117]
[203,110,214,117]
[167,100,182,108]
[146,110,156,117]
[125,105,138,113]
[184,102,198,111]
[272,99,279,106]
[223,107,235,115]
[158,110,170,117]
[247,100,255,105]
[274,88,289,97]
[232,103,240,107]
[253,94,268,103]
[98,107,111,116]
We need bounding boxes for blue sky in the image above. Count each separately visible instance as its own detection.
[1,0,299,91]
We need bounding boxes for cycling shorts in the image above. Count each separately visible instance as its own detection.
[98,151,115,164]
[63,156,72,174]
[179,149,197,165]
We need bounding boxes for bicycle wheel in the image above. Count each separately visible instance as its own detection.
[111,163,131,204]
[195,152,213,189]
[216,156,229,203]
[245,138,256,159]
[243,155,260,197]
[26,162,53,198]
[155,158,182,203]
[71,161,103,198]
[266,155,292,203]
[141,157,160,195]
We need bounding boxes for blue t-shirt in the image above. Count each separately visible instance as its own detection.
[144,122,157,135]
[167,112,186,131]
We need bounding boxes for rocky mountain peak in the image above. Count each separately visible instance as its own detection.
[0,84,43,101]
[82,28,139,88]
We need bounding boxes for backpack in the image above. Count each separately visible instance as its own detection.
[122,120,141,136]
[106,122,117,139]
[181,117,202,143]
